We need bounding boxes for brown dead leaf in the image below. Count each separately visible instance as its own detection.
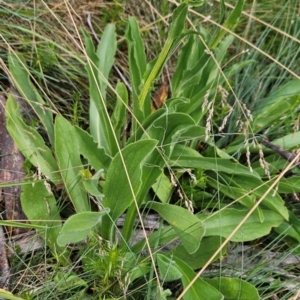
[152,83,169,110]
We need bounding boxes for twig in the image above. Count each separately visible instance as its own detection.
[262,137,300,169]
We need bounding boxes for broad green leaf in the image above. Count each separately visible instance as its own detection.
[156,288,172,300]
[275,221,300,243]
[253,94,299,132]
[219,0,226,25]
[127,108,166,144]
[171,31,233,124]
[182,84,213,121]
[171,33,208,99]
[131,226,178,253]
[252,154,288,177]
[176,35,232,111]
[83,28,118,156]
[103,139,158,220]
[123,112,193,243]
[89,24,117,151]
[6,95,60,183]
[75,126,111,171]
[55,115,90,212]
[180,52,211,101]
[254,79,300,109]
[157,253,182,282]
[96,24,116,85]
[264,131,300,151]
[278,177,300,193]
[170,144,260,178]
[172,34,199,94]
[275,211,300,242]
[125,17,147,84]
[214,145,237,159]
[207,177,264,222]
[252,134,300,176]
[224,174,288,220]
[208,35,234,82]
[142,112,197,156]
[199,208,283,242]
[226,131,300,164]
[152,172,173,203]
[125,17,148,124]
[0,289,25,300]
[139,3,188,111]
[121,143,165,244]
[8,52,54,144]
[57,211,108,246]
[21,180,63,252]
[252,184,288,220]
[173,257,223,300]
[172,125,206,144]
[204,277,259,300]
[171,237,226,270]
[165,97,190,112]
[123,112,199,243]
[223,59,255,79]
[111,82,128,138]
[211,0,245,49]
[101,140,158,240]
[147,202,204,254]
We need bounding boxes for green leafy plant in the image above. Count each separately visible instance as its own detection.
[4,0,300,299]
